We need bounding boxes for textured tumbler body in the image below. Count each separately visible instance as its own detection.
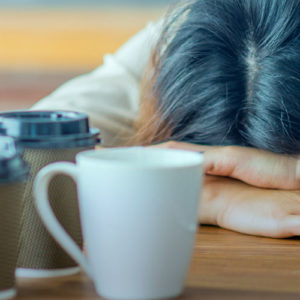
[17,147,91,270]
[0,183,25,291]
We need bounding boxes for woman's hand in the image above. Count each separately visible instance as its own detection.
[152,141,300,237]
[200,175,300,238]
[152,141,300,190]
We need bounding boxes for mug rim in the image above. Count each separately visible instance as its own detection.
[76,147,204,170]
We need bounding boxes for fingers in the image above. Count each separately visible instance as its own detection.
[277,215,300,237]
[204,146,300,190]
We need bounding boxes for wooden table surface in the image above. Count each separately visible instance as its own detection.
[16,226,300,300]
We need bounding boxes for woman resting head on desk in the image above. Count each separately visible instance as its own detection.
[33,0,300,238]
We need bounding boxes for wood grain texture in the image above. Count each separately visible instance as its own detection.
[16,226,300,300]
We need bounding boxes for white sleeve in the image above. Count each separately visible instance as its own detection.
[31,20,162,147]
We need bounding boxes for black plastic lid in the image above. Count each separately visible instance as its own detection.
[0,110,101,149]
[0,137,29,183]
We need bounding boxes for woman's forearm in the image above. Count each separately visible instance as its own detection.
[153,141,300,189]
[199,175,300,238]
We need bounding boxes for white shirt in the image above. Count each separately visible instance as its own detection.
[32,20,162,147]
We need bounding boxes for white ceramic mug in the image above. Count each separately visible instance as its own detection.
[33,147,203,300]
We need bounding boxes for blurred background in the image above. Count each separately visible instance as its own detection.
[0,0,173,110]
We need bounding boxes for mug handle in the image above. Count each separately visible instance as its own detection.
[33,162,92,278]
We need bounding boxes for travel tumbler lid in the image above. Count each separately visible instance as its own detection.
[0,136,28,183]
[0,110,101,148]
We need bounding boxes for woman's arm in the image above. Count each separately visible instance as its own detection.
[153,141,300,237]
[32,20,163,147]
[153,141,300,190]
[201,175,300,238]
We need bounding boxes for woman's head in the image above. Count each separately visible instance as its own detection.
[134,0,300,154]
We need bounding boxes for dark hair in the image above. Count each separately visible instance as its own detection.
[134,0,300,154]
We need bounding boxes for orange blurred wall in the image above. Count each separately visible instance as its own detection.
[0,8,164,72]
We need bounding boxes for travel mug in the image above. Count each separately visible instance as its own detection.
[0,137,28,299]
[0,110,100,278]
